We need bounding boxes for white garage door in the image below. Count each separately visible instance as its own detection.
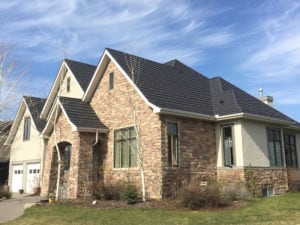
[26,163,40,193]
[11,164,23,192]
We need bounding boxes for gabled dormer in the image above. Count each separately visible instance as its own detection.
[40,59,96,119]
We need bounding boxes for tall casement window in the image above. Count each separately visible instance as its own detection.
[222,126,234,167]
[109,72,114,90]
[64,144,72,171]
[284,133,298,168]
[23,117,31,140]
[66,77,71,92]
[168,123,179,166]
[114,127,137,168]
[267,128,283,167]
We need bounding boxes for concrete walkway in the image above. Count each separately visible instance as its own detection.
[0,193,45,224]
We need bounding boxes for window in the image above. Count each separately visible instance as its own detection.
[64,144,72,170]
[267,129,283,167]
[222,126,234,167]
[114,127,137,168]
[109,72,114,90]
[66,77,71,92]
[168,123,179,166]
[23,117,31,140]
[284,133,298,168]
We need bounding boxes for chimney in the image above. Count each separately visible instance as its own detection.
[258,88,273,107]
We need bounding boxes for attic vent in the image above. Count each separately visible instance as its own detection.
[220,100,224,104]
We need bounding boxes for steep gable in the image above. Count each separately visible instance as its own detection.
[42,97,107,136]
[5,96,46,145]
[64,59,96,92]
[24,96,47,132]
[41,59,95,119]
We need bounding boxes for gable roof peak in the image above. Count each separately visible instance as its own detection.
[64,58,96,92]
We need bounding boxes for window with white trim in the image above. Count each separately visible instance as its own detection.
[168,123,179,166]
[114,127,137,168]
[222,126,234,167]
[284,133,298,168]
[23,117,31,140]
[267,128,283,167]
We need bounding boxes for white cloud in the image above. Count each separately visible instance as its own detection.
[0,0,236,66]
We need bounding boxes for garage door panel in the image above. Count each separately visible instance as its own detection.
[26,163,40,193]
[11,165,23,192]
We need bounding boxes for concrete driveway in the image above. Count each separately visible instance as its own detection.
[0,193,45,224]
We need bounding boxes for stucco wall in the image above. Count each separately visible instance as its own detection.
[9,108,44,163]
[241,120,271,167]
[8,107,45,191]
[89,60,162,198]
[60,69,83,99]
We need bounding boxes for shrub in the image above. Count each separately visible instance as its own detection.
[0,190,12,199]
[93,181,124,200]
[177,183,226,210]
[222,183,250,202]
[120,181,138,205]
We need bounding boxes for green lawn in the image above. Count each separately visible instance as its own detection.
[5,192,300,225]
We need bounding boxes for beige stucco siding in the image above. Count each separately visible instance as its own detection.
[241,120,270,167]
[9,108,44,163]
[60,69,83,98]
[8,107,45,191]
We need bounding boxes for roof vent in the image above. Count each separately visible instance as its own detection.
[258,88,273,107]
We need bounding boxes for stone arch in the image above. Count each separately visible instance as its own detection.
[49,141,72,199]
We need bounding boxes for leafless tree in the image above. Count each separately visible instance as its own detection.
[119,52,146,202]
[0,42,26,120]
[0,42,25,172]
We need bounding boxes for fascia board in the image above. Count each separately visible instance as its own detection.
[74,127,109,133]
[40,61,65,119]
[155,107,215,121]
[63,60,85,95]
[82,51,110,102]
[106,50,161,112]
[4,99,26,145]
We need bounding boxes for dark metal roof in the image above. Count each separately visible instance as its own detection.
[24,96,47,132]
[64,59,96,92]
[210,77,295,122]
[107,48,297,123]
[107,48,214,116]
[59,97,107,130]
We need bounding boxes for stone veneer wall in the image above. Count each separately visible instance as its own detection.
[76,132,107,196]
[161,115,217,198]
[41,111,81,199]
[89,60,162,198]
[218,167,289,196]
[287,168,300,191]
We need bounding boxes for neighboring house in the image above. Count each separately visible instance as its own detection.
[6,96,46,193]
[5,58,96,194]
[39,48,300,199]
[0,121,12,185]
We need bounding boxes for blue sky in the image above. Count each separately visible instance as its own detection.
[1,0,300,121]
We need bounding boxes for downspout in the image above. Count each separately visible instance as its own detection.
[93,129,99,146]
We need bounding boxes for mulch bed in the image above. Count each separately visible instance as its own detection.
[55,197,249,211]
